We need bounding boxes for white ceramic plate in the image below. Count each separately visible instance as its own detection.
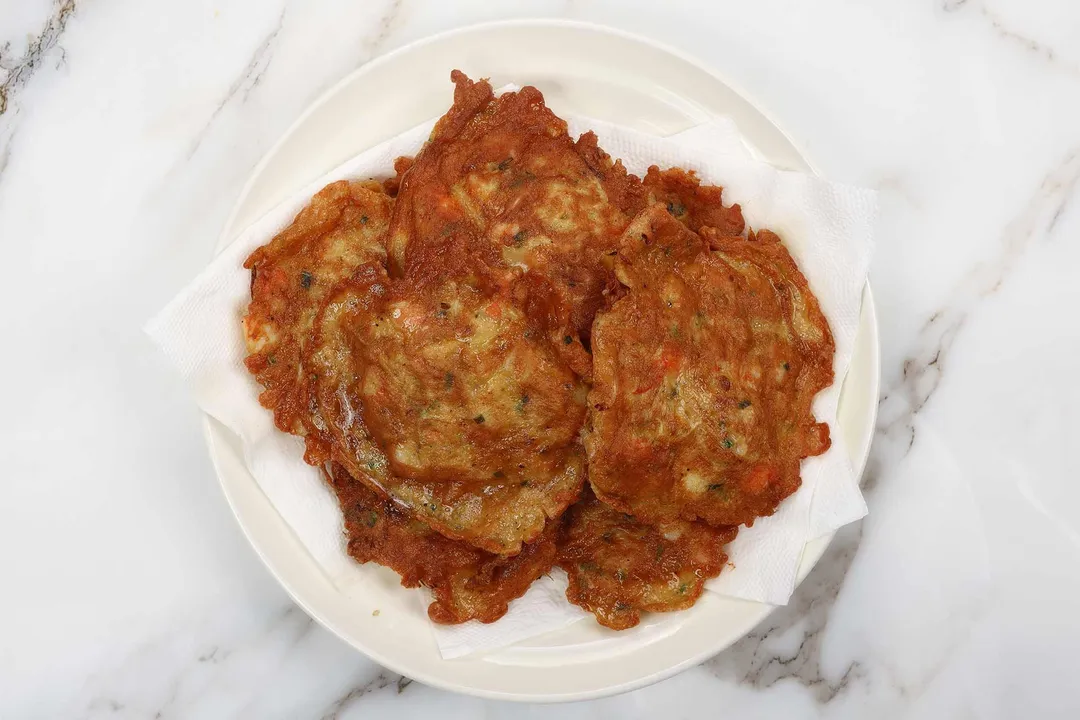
[205,19,880,703]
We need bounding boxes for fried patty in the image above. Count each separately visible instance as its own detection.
[308,268,586,556]
[242,180,392,459]
[586,205,835,528]
[558,488,737,630]
[388,72,637,373]
[327,463,557,624]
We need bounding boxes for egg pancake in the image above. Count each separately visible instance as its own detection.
[242,180,392,463]
[307,266,587,556]
[327,463,557,624]
[557,488,737,630]
[388,71,636,371]
[586,205,835,528]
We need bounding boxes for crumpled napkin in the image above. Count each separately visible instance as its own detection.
[146,102,876,660]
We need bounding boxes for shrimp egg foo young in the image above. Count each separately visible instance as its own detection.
[239,71,836,628]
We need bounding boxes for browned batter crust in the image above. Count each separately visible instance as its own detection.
[388,71,638,372]
[307,270,586,556]
[242,180,392,460]
[558,488,737,630]
[586,205,835,528]
[327,463,557,624]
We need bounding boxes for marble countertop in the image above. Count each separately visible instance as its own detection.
[3,0,1079,717]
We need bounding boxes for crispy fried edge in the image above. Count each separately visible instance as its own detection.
[326,463,557,624]
[557,490,737,630]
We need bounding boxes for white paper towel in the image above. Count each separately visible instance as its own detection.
[147,106,875,660]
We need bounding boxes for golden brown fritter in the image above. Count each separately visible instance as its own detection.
[388,71,636,366]
[558,489,737,630]
[307,267,587,556]
[242,180,392,454]
[327,463,557,625]
[586,205,835,528]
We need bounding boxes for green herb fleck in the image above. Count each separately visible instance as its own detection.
[655,544,665,561]
[677,582,689,594]
[513,230,527,246]
[615,569,627,583]
[360,215,369,225]
[579,561,600,573]
[722,437,734,450]
[360,509,379,528]
[497,157,513,171]
[614,601,632,611]
[474,414,485,424]
[300,270,313,289]
[563,335,574,345]
[601,531,614,543]
[738,399,752,409]
[667,201,687,217]
[266,353,277,366]
[707,483,725,492]
[782,362,790,371]
[444,372,454,390]
[516,394,530,412]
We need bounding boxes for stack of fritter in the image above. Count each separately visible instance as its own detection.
[242,72,835,630]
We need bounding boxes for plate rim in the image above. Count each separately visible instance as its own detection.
[202,17,880,702]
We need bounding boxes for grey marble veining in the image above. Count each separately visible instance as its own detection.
[2,0,1079,718]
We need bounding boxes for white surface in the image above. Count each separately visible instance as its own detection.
[2,0,1079,717]
[145,70,877,675]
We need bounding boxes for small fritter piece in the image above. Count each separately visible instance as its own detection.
[388,71,635,359]
[641,166,745,236]
[573,136,745,236]
[242,180,391,450]
[558,489,737,630]
[586,205,835,528]
[308,266,587,556]
[327,463,557,625]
